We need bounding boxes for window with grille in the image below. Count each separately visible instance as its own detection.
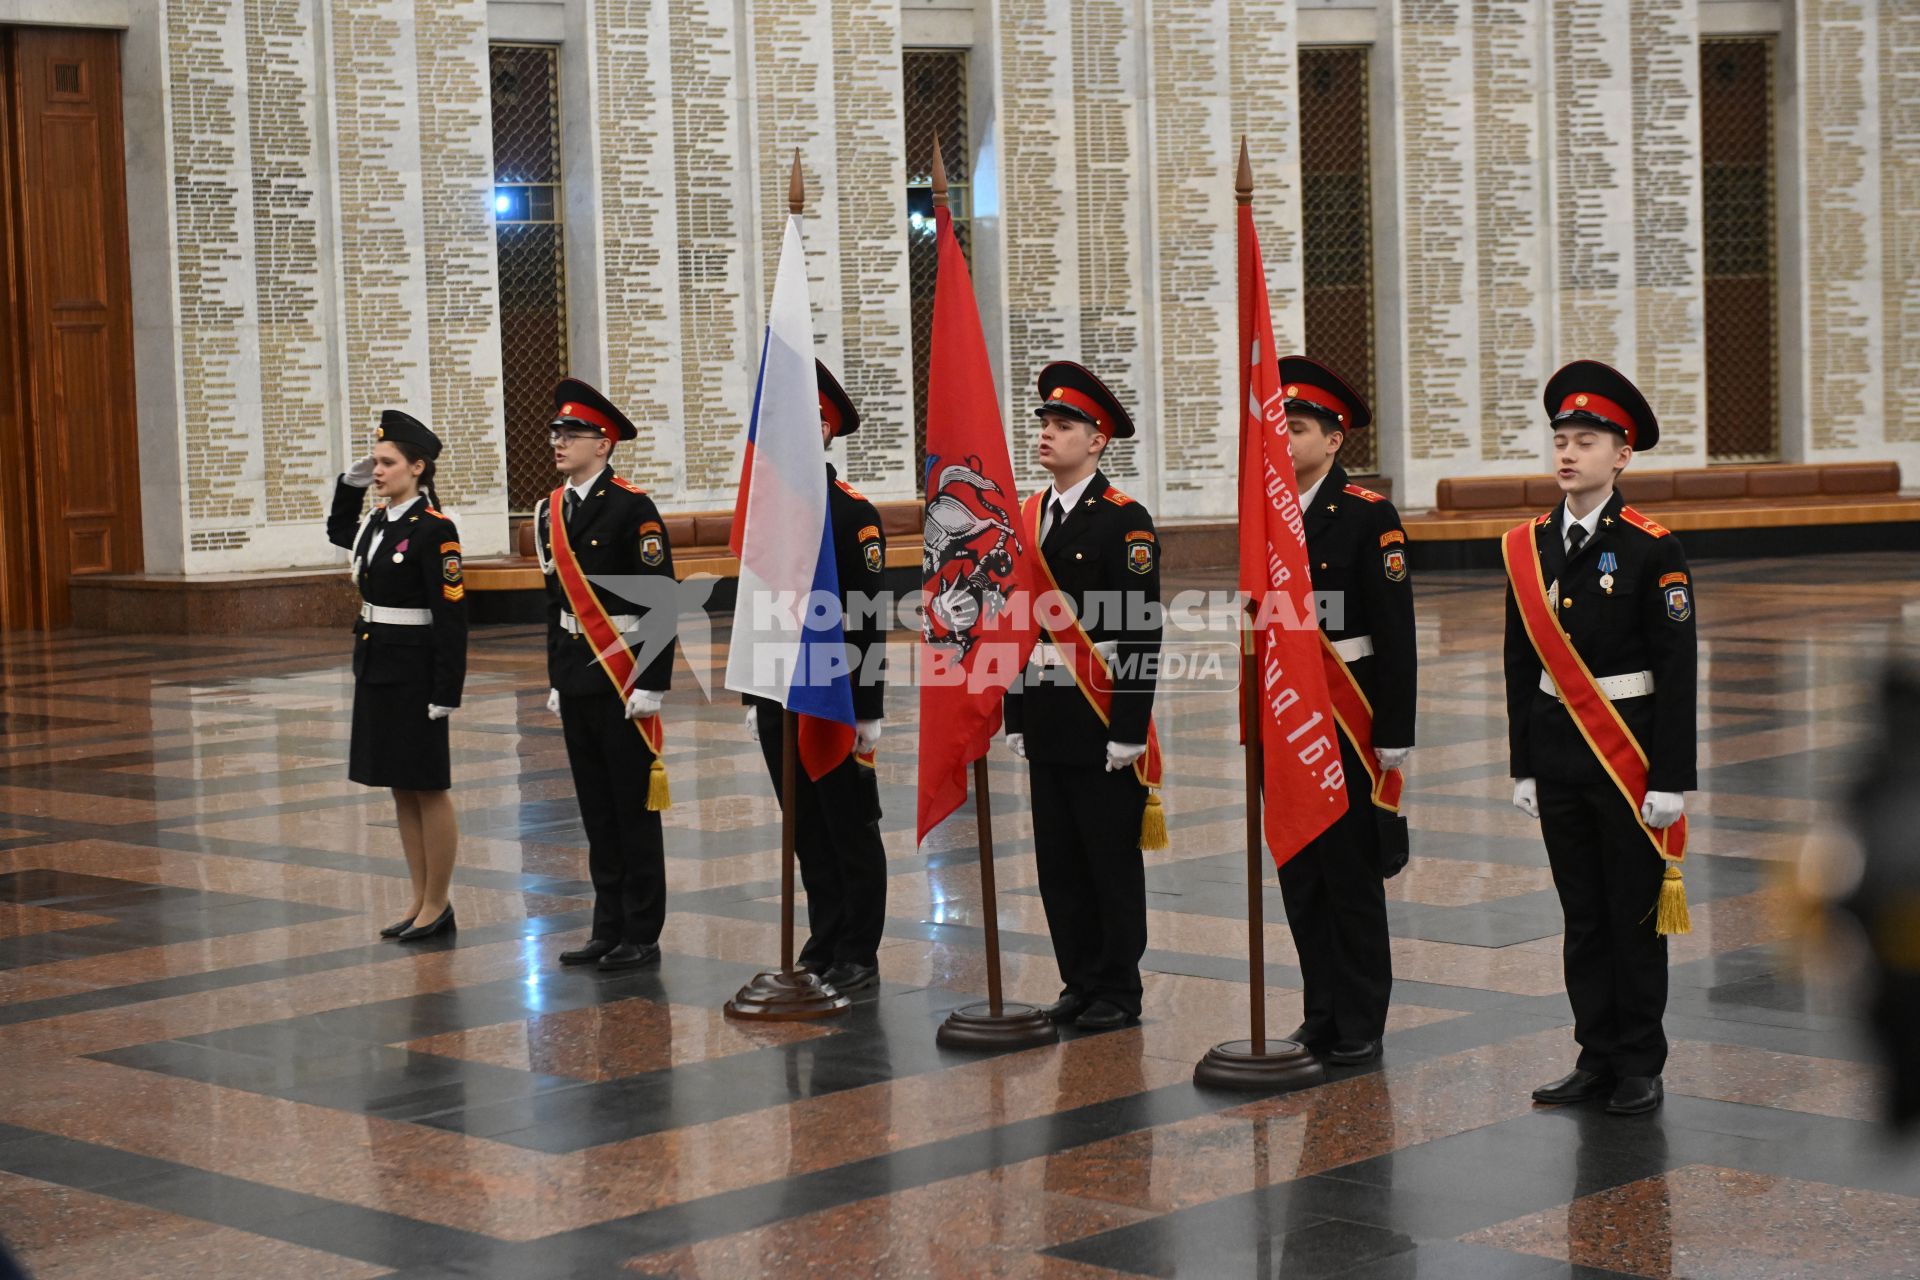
[490,43,569,513]
[903,49,971,477]
[1701,37,1780,461]
[1298,46,1377,474]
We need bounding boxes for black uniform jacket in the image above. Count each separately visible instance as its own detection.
[1306,462,1417,750]
[829,465,888,722]
[1504,489,1697,793]
[327,479,467,708]
[1005,471,1163,767]
[536,468,678,698]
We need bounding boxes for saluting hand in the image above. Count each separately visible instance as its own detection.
[1105,742,1147,772]
[1640,790,1685,830]
[1512,777,1539,819]
[344,453,377,488]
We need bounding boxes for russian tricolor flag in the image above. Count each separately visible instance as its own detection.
[725,212,856,779]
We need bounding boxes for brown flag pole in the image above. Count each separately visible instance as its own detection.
[1191,140,1324,1091]
[926,133,1055,1052]
[726,151,851,1022]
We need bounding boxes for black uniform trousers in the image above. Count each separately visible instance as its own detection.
[561,691,667,946]
[1027,760,1148,1016]
[1537,777,1669,1078]
[1278,733,1393,1045]
[755,703,888,970]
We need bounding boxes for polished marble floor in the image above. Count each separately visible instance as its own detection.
[1,556,1917,1278]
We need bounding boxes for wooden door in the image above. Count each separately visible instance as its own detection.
[0,27,140,630]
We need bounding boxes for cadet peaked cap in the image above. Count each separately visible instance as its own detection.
[1543,360,1660,451]
[375,409,442,459]
[550,378,637,442]
[1034,361,1135,440]
[1278,356,1371,433]
[817,361,860,437]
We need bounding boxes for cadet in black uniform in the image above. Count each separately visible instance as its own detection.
[537,379,679,972]
[327,410,467,942]
[1276,357,1417,1065]
[1506,361,1697,1116]
[746,362,889,992]
[1005,361,1163,1031]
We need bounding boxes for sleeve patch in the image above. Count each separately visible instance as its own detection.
[863,540,883,573]
[1125,529,1156,544]
[1127,540,1155,574]
[640,533,665,566]
[442,554,463,583]
[1383,548,1408,581]
[1659,571,1688,588]
[639,520,663,535]
[1379,529,1406,548]
[856,523,880,542]
[1664,584,1692,621]
[1343,483,1386,503]
[440,541,461,554]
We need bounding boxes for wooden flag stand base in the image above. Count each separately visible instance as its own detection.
[725,701,851,1022]
[936,758,1058,1051]
[1193,593,1325,1092]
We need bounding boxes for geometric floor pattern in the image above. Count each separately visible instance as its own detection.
[1,554,1917,1278]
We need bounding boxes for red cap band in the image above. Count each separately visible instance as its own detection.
[1284,382,1351,426]
[1042,386,1113,436]
[1556,391,1636,447]
[818,391,843,434]
[554,401,620,442]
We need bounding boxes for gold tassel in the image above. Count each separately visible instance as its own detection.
[1654,861,1690,936]
[647,757,671,811]
[1139,790,1168,851]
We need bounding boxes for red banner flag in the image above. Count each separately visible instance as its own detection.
[1237,198,1349,867]
[917,200,1040,842]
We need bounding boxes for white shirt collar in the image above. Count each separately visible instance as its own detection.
[382,494,421,521]
[1298,471,1330,513]
[1562,495,1608,551]
[568,468,607,504]
[1048,473,1097,519]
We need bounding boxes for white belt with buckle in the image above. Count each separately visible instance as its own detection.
[1331,635,1374,662]
[1541,669,1655,701]
[360,604,431,626]
[561,611,642,635]
[1028,639,1119,668]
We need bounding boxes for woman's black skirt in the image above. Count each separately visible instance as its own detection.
[349,669,451,791]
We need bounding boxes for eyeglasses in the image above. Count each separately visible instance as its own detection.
[548,429,603,446]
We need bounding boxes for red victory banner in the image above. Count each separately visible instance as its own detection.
[1236,151,1348,870]
[916,143,1039,845]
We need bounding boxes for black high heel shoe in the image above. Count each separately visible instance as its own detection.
[380,915,418,939]
[396,904,456,942]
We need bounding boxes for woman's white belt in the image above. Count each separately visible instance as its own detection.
[1540,669,1655,701]
[360,604,431,626]
[1028,639,1119,668]
[1330,635,1373,662]
[561,611,642,635]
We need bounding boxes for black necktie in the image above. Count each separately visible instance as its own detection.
[1048,498,1067,542]
[565,489,581,527]
[1567,524,1588,556]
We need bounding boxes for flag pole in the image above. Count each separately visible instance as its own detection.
[929,130,1055,1053]
[726,150,851,1023]
[1192,139,1324,1090]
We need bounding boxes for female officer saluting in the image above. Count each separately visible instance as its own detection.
[328,410,468,942]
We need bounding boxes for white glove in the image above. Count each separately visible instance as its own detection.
[1641,790,1685,830]
[343,453,377,488]
[1512,777,1539,819]
[1106,741,1148,772]
[624,689,663,720]
[427,704,453,721]
[546,687,561,717]
[1007,732,1026,760]
[1375,747,1410,772]
[856,719,882,753]
[746,707,760,742]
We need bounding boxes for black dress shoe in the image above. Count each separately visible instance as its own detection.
[1606,1075,1663,1115]
[597,942,661,971]
[559,939,619,966]
[1286,1023,1332,1052]
[1074,1000,1140,1030]
[1325,1039,1383,1065]
[1532,1068,1615,1105]
[1043,993,1092,1024]
[396,905,455,942]
[380,915,417,939]
[821,961,879,992]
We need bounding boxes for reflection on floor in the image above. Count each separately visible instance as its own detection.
[1,555,1916,1278]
